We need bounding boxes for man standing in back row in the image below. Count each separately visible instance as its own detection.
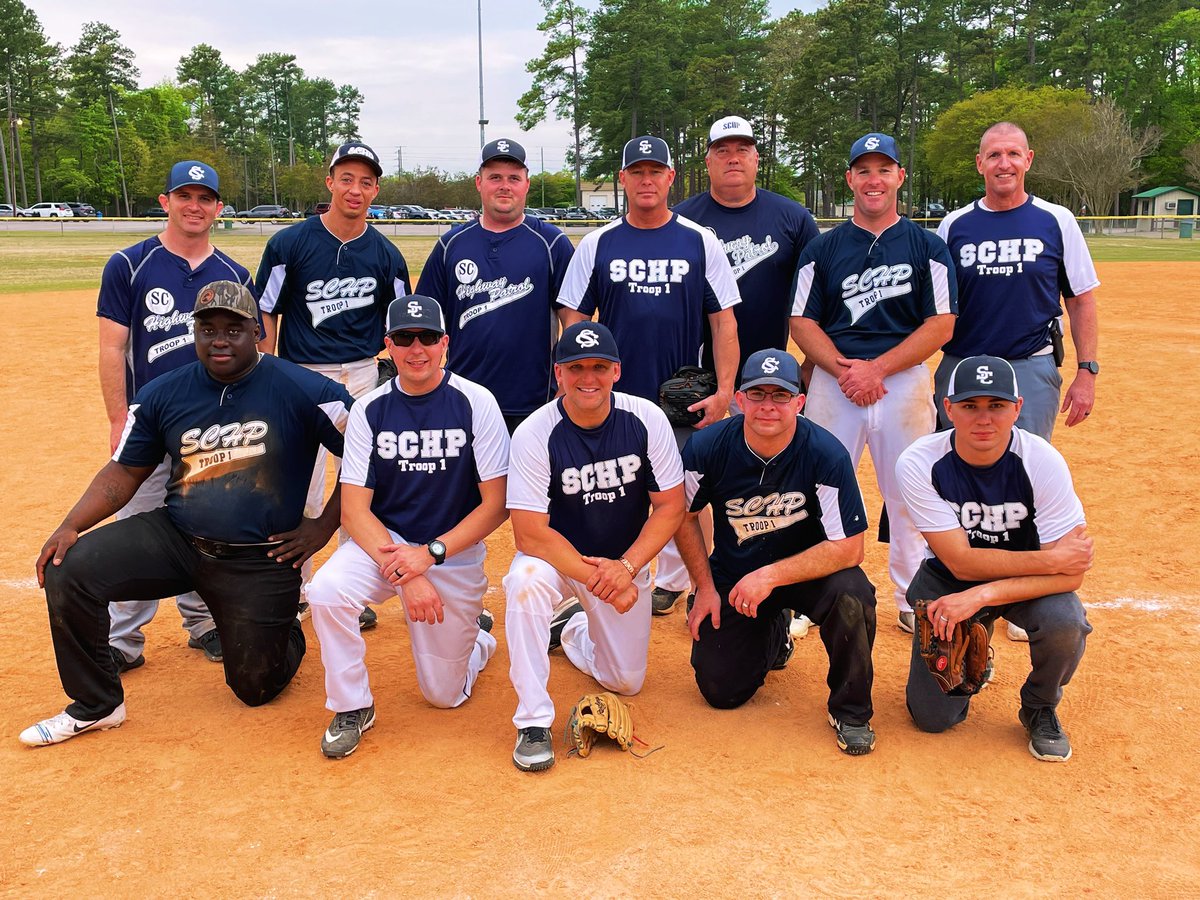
[256,141,412,630]
[790,132,957,634]
[416,137,575,434]
[558,135,741,615]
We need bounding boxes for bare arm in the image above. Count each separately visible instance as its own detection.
[923,523,1093,584]
[1061,289,1098,427]
[728,533,865,616]
[37,461,154,585]
[257,312,279,355]
[98,319,131,452]
[677,509,721,639]
[834,313,955,406]
[557,308,588,329]
[510,508,597,587]
[789,316,844,377]
[583,484,685,604]
[692,308,738,427]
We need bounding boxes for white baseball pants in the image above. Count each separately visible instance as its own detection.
[504,552,652,729]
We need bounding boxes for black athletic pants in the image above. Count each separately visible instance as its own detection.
[43,507,306,721]
[690,566,877,724]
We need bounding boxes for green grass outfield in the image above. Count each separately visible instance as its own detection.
[0,228,1196,294]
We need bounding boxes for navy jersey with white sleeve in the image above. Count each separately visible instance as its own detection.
[255,216,412,364]
[557,214,740,401]
[683,415,868,590]
[896,427,1085,584]
[936,196,1099,359]
[415,217,574,416]
[506,393,684,560]
[97,237,251,400]
[791,218,957,358]
[115,355,353,543]
[672,189,818,368]
[340,371,509,543]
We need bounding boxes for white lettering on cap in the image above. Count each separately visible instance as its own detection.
[864,137,880,150]
[761,356,779,375]
[639,140,652,154]
[347,146,373,159]
[496,140,510,153]
[976,365,994,384]
[407,300,423,317]
[576,329,600,348]
[188,165,207,181]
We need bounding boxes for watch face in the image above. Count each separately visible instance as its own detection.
[429,540,447,562]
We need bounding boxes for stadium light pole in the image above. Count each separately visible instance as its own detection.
[477,0,488,146]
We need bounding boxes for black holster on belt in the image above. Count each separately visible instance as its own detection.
[1049,318,1065,367]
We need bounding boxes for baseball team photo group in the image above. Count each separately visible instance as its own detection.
[3,75,1197,900]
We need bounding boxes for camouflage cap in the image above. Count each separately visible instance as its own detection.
[194,281,258,319]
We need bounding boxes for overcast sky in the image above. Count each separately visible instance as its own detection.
[26,0,819,175]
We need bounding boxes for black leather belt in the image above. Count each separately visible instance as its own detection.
[188,535,283,560]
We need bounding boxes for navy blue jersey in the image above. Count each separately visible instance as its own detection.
[937,195,1099,359]
[673,189,818,372]
[97,237,251,401]
[791,217,957,358]
[507,393,684,560]
[683,416,868,589]
[115,355,352,543]
[896,427,1085,584]
[415,217,574,416]
[557,214,740,401]
[256,216,412,365]
[341,371,509,543]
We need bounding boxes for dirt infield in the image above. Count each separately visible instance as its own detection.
[2,262,1197,897]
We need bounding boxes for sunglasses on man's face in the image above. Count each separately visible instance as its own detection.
[389,330,442,347]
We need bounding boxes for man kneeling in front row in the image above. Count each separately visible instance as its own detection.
[23,282,352,746]
[896,356,1094,761]
[678,349,878,755]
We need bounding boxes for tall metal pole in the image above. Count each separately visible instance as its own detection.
[477,0,488,146]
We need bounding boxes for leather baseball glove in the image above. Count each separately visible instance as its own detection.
[914,599,991,696]
[658,366,718,427]
[565,691,634,758]
[377,356,397,386]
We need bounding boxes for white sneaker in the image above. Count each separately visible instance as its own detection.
[20,703,127,746]
[1007,621,1030,642]
[791,614,815,639]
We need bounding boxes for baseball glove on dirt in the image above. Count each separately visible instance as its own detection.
[914,599,990,696]
[565,691,635,758]
[377,356,397,387]
[658,366,718,427]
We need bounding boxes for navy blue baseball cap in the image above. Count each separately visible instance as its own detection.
[165,160,220,197]
[621,135,673,170]
[386,295,446,336]
[556,322,620,364]
[740,349,801,393]
[479,138,527,169]
[330,141,384,177]
[849,133,901,166]
[947,355,1020,403]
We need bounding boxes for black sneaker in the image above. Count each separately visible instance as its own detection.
[1019,706,1072,762]
[651,587,684,616]
[359,607,378,630]
[187,628,223,662]
[513,726,554,771]
[477,609,494,633]
[322,705,376,759]
[770,636,795,671]
[828,713,876,755]
[109,646,145,675]
[548,599,583,651]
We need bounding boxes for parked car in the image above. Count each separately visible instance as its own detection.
[523,208,550,221]
[23,202,74,218]
[65,202,97,218]
[451,208,479,220]
[304,202,330,217]
[240,204,293,220]
[392,205,433,220]
[142,207,168,218]
[563,208,591,220]
[219,205,238,217]
[596,207,621,219]
[367,204,390,219]
[911,202,946,219]
[0,203,27,217]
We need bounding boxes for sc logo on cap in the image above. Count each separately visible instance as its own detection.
[496,140,510,153]
[407,300,423,317]
[639,140,652,154]
[976,365,994,384]
[576,329,601,348]
[864,136,880,150]
[188,165,207,181]
[761,356,780,375]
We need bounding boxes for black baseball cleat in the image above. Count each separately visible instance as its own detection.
[651,587,686,615]
[1019,706,1072,761]
[770,636,795,671]
[109,646,145,675]
[828,714,876,755]
[359,607,378,630]
[187,628,223,662]
[548,599,584,652]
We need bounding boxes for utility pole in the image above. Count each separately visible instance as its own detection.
[0,109,12,208]
[108,90,130,216]
[540,147,545,207]
[476,0,488,146]
[397,147,403,174]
